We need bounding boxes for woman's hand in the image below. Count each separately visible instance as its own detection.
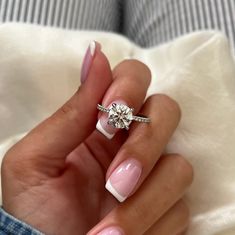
[1,42,193,235]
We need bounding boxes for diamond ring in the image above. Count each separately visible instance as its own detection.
[97,103,150,130]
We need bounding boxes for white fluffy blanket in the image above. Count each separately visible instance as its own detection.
[0,23,235,235]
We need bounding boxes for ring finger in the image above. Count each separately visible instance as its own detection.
[96,59,151,139]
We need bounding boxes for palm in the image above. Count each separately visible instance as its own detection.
[4,130,127,235]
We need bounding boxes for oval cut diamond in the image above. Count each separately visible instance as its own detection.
[108,103,133,129]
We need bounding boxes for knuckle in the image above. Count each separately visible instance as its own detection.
[1,153,11,173]
[59,101,75,116]
[57,89,80,116]
[141,125,154,140]
[113,59,152,84]
[123,59,151,74]
[158,94,181,118]
[129,201,156,226]
[1,145,19,170]
[130,122,154,141]
[120,145,143,160]
[128,59,151,78]
[119,145,151,167]
[1,147,26,180]
[145,94,181,120]
[173,154,194,186]
[57,100,78,122]
[176,200,190,226]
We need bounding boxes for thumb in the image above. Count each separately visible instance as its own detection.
[6,41,113,171]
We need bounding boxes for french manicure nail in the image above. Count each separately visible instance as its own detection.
[80,41,96,83]
[105,158,142,202]
[97,226,124,235]
[96,101,127,139]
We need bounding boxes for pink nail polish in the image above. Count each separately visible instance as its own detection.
[97,226,124,235]
[105,158,142,202]
[80,41,96,83]
[96,101,128,139]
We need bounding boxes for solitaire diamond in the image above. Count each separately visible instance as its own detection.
[108,103,133,129]
[97,103,150,131]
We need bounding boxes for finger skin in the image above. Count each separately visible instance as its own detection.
[88,154,194,235]
[105,94,181,202]
[4,43,113,174]
[103,59,151,107]
[144,199,190,235]
[96,59,151,139]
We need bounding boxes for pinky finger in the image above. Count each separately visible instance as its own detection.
[144,199,189,235]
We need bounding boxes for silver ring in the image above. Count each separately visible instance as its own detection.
[97,103,150,130]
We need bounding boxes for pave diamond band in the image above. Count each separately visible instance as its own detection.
[132,115,151,123]
[97,104,109,113]
[97,103,150,130]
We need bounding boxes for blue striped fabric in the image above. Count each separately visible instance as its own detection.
[0,0,234,48]
[0,207,43,235]
[0,0,121,31]
[123,0,235,49]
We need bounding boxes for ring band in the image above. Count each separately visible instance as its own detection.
[97,103,150,130]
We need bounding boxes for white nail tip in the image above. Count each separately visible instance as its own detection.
[105,179,126,202]
[96,120,115,139]
[89,41,96,56]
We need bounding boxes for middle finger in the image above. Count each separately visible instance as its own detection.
[105,94,181,202]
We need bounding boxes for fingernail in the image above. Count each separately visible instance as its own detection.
[96,100,127,139]
[80,41,96,83]
[97,226,124,235]
[105,158,142,202]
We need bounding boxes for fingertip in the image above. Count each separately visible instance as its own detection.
[81,40,112,86]
[105,179,126,202]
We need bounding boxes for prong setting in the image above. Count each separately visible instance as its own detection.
[97,103,150,130]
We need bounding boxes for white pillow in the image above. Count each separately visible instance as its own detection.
[0,23,235,235]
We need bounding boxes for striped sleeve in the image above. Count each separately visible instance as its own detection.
[0,0,121,32]
[122,0,235,49]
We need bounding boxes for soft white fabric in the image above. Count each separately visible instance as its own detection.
[0,23,235,235]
